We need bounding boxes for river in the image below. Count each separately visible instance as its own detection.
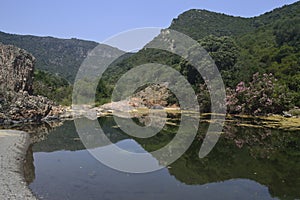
[26,116,300,200]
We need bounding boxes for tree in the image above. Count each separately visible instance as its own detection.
[274,17,300,48]
[198,35,239,71]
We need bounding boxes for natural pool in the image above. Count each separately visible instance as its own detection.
[26,116,300,200]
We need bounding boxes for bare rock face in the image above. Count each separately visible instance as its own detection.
[1,91,53,123]
[0,43,65,124]
[99,83,178,114]
[0,43,34,94]
[131,83,176,108]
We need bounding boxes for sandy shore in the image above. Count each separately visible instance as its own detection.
[0,130,37,200]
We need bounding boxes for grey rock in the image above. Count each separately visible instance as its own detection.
[0,43,34,94]
[0,43,66,124]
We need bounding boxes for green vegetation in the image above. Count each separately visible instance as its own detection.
[169,1,300,40]
[226,73,293,115]
[98,1,300,115]
[1,2,299,115]
[0,32,98,82]
[169,9,256,39]
[33,70,72,105]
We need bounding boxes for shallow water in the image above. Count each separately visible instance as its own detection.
[27,116,300,200]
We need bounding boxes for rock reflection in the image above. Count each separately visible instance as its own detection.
[24,144,35,185]
[27,116,300,200]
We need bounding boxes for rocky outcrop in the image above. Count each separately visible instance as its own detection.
[0,43,34,94]
[130,83,177,108]
[98,83,179,116]
[0,43,66,124]
[0,91,54,124]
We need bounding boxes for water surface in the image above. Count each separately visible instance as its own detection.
[27,116,300,200]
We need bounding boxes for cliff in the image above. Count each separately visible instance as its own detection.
[0,43,64,124]
[0,43,35,94]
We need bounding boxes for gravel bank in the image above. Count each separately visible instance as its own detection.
[0,130,37,200]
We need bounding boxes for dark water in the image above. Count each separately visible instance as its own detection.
[27,116,300,200]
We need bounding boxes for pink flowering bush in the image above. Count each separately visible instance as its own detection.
[226,73,292,115]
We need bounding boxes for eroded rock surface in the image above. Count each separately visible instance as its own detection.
[0,43,66,124]
[0,43,34,94]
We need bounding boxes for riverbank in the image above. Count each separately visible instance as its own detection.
[0,130,37,200]
[74,103,300,131]
[0,109,298,200]
[99,104,300,131]
[226,114,300,131]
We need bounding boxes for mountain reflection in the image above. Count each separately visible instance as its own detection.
[28,116,300,200]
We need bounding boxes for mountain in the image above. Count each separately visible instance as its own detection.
[169,9,255,40]
[169,1,300,40]
[0,32,98,82]
[1,1,299,113]
[102,1,300,110]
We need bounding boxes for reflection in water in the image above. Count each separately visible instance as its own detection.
[27,116,300,200]
[24,144,35,184]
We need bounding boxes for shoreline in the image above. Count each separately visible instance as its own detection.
[225,114,300,131]
[0,130,37,200]
[1,106,299,132]
[0,111,298,199]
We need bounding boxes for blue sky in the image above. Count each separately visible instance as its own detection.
[0,0,298,42]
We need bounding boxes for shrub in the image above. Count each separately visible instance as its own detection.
[226,73,293,115]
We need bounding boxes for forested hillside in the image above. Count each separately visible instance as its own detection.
[33,70,72,105]
[169,1,300,40]
[100,1,300,114]
[1,1,299,114]
[0,32,98,82]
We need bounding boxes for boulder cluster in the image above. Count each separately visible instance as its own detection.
[0,43,64,125]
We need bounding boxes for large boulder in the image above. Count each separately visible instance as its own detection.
[0,43,65,124]
[0,43,34,94]
[131,83,175,108]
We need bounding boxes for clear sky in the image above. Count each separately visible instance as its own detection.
[0,0,298,42]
